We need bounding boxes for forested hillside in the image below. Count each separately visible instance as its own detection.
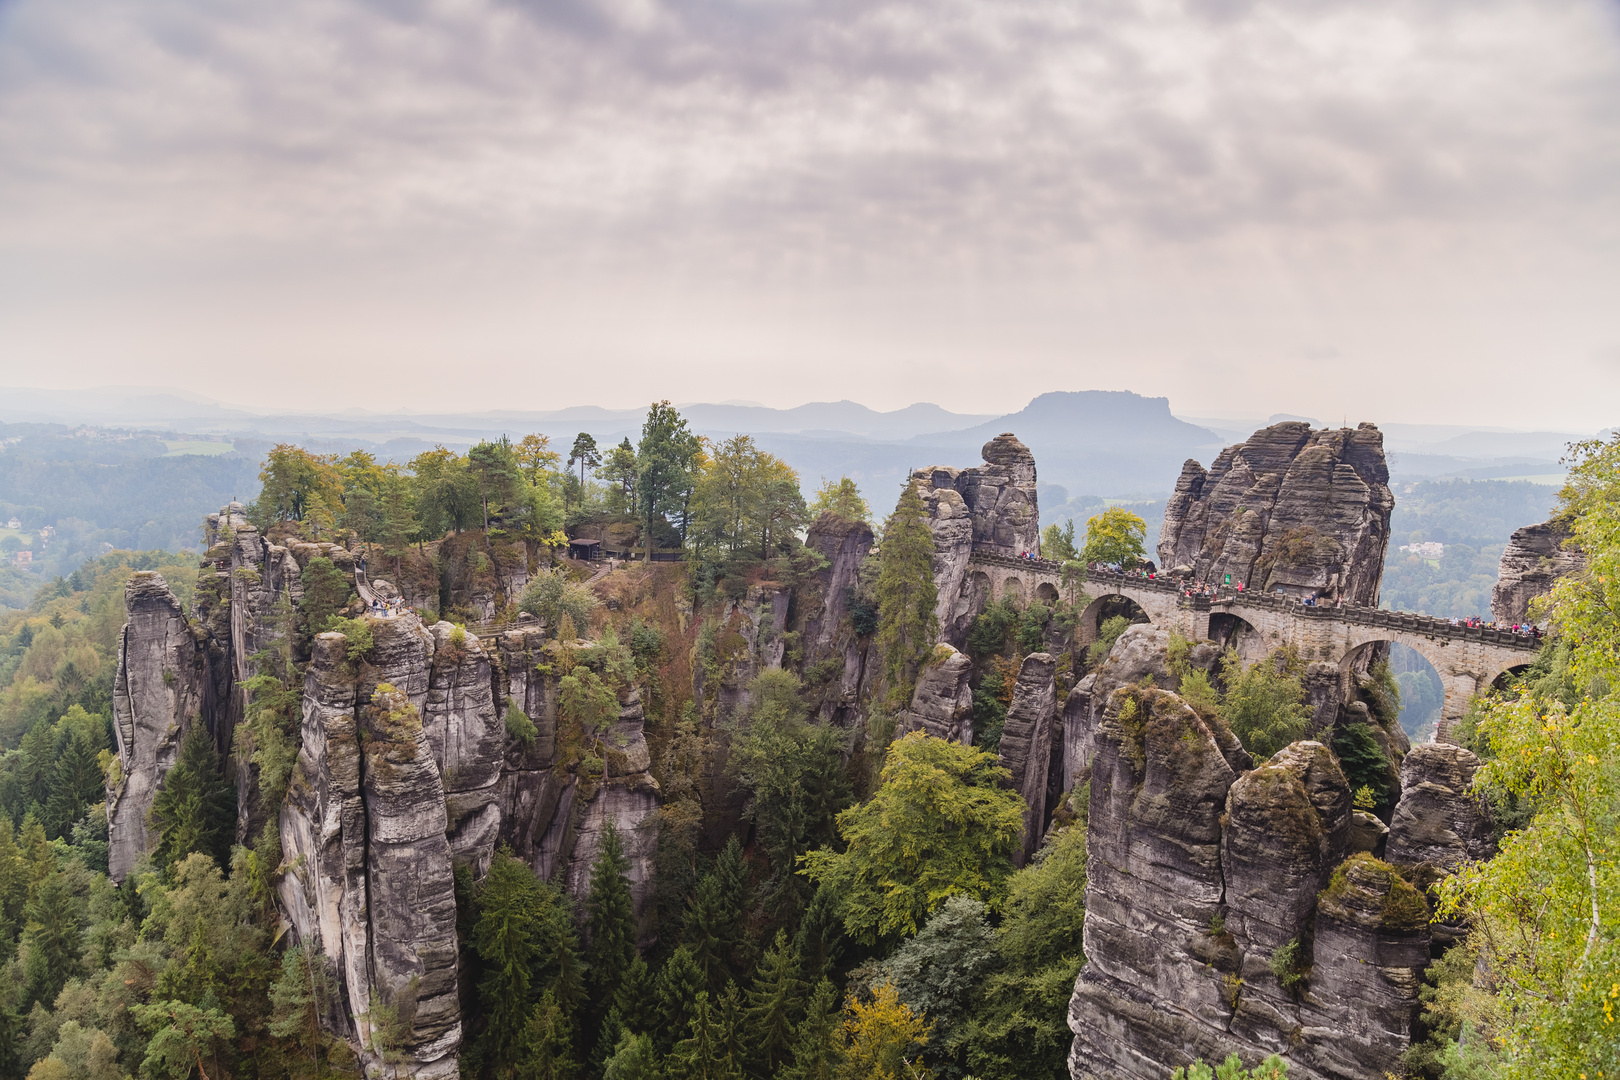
[0,411,1607,1080]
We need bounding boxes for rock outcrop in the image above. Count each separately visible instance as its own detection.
[898,645,973,744]
[911,434,1040,645]
[1491,517,1583,624]
[1069,686,1243,1079]
[1060,625,1230,793]
[108,572,210,882]
[998,652,1056,864]
[1158,422,1394,604]
[1385,743,1495,872]
[279,636,461,1079]
[795,513,875,727]
[110,504,669,1074]
[1069,684,1432,1080]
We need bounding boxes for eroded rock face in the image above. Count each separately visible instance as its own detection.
[1069,686,1242,1079]
[112,511,667,1073]
[797,514,875,727]
[999,653,1056,865]
[278,636,461,1079]
[899,645,973,744]
[1069,697,1433,1080]
[1491,517,1583,624]
[1158,422,1394,605]
[912,434,1040,645]
[1061,625,1236,792]
[1385,744,1495,871]
[1303,856,1431,1079]
[108,572,210,883]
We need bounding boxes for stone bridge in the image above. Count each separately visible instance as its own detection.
[967,548,1539,741]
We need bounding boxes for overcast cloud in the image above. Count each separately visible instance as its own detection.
[1,0,1617,427]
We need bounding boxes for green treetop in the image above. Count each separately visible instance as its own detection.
[810,477,870,524]
[874,482,939,702]
[1081,507,1147,569]
[800,731,1024,943]
[635,401,703,558]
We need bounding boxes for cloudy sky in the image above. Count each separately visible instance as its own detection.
[1,0,1617,427]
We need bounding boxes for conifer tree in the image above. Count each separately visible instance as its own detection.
[516,990,579,1080]
[21,874,85,1007]
[669,991,741,1080]
[44,728,103,840]
[683,839,746,992]
[793,886,844,986]
[612,954,654,1028]
[654,945,705,1054]
[779,979,843,1080]
[472,850,553,1071]
[0,819,28,944]
[874,482,939,701]
[602,1032,659,1080]
[586,823,637,1011]
[742,931,802,1077]
[149,725,236,874]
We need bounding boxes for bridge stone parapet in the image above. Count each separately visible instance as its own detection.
[965,546,1538,741]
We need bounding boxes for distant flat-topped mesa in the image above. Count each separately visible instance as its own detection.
[1158,422,1394,606]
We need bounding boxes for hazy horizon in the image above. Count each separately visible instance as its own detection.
[3,0,1618,429]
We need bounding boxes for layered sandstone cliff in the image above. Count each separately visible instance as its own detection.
[1068,683,1434,1080]
[1491,517,1583,624]
[107,571,211,882]
[912,434,1041,645]
[1158,422,1394,604]
[109,507,665,1075]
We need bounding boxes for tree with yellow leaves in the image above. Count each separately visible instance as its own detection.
[839,980,932,1080]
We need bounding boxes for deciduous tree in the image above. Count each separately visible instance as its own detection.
[800,733,1023,943]
[1080,507,1147,569]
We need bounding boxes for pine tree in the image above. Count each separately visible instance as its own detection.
[714,981,746,1076]
[602,1032,659,1080]
[472,851,550,1071]
[612,954,653,1029]
[874,482,939,701]
[268,946,337,1080]
[589,1008,628,1080]
[742,931,802,1077]
[21,874,85,1008]
[586,823,637,1012]
[793,886,843,986]
[779,979,844,1080]
[654,945,705,1054]
[669,991,741,1080]
[149,725,236,874]
[44,728,103,840]
[684,874,733,993]
[0,819,30,944]
[683,837,747,992]
[515,990,578,1080]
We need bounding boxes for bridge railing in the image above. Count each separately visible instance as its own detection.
[967,546,1539,652]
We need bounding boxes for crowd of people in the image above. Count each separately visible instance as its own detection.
[368,595,411,618]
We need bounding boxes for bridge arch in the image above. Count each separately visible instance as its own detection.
[1077,592,1153,646]
[1035,581,1060,605]
[1207,612,1266,664]
[1000,576,1024,606]
[1336,626,1530,743]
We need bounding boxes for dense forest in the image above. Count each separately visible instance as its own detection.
[0,409,1609,1080]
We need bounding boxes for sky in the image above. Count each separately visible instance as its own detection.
[1,0,1618,429]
